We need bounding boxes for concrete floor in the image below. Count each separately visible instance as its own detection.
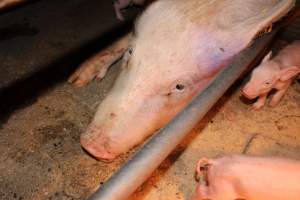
[0,38,299,200]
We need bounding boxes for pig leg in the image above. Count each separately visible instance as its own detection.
[68,33,131,87]
[252,93,267,110]
[269,82,290,107]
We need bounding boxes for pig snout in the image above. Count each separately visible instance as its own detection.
[241,84,258,99]
[80,137,116,162]
[80,125,118,162]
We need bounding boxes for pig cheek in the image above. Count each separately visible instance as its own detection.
[162,89,194,117]
[81,111,117,141]
[140,95,172,128]
[139,94,182,131]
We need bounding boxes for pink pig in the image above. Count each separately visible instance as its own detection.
[242,41,300,110]
[191,155,300,200]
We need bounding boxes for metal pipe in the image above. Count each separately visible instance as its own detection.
[88,31,276,200]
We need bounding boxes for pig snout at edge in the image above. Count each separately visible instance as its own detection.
[81,0,295,161]
[191,155,300,200]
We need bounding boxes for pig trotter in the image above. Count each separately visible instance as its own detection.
[252,94,267,110]
[68,33,131,87]
[68,53,112,87]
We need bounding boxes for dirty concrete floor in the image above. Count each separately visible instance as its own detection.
[0,39,299,200]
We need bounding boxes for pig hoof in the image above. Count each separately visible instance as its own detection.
[269,101,279,107]
[252,104,263,110]
[68,61,108,87]
[68,66,108,87]
[80,137,116,162]
[68,71,91,87]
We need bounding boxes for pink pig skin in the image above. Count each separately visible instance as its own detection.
[191,155,300,200]
[242,41,300,110]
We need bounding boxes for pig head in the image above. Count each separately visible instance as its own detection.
[80,0,295,161]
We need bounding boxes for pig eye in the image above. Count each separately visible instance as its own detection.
[128,47,133,55]
[263,80,272,87]
[168,79,191,96]
[175,84,185,91]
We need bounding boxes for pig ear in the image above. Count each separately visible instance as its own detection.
[279,66,300,81]
[262,51,272,63]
